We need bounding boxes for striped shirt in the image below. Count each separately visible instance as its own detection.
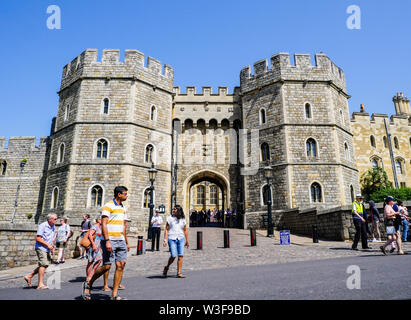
[102,199,128,241]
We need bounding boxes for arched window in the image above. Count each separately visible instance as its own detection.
[0,160,7,176]
[103,98,110,114]
[96,139,108,159]
[394,137,399,149]
[57,143,65,164]
[339,109,345,125]
[145,144,154,163]
[396,160,403,175]
[311,183,322,203]
[371,159,378,168]
[184,119,193,130]
[344,142,350,160]
[150,105,157,121]
[91,185,103,207]
[51,187,59,209]
[197,186,205,205]
[64,104,70,121]
[259,108,266,124]
[383,136,388,148]
[305,103,311,119]
[261,143,270,162]
[350,185,354,202]
[262,184,271,206]
[221,119,230,130]
[143,187,154,208]
[306,138,317,158]
[370,135,376,148]
[209,119,218,130]
[210,186,218,205]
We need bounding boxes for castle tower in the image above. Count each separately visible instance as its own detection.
[240,53,360,226]
[393,92,411,116]
[41,49,174,232]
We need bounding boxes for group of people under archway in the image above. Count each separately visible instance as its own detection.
[189,208,240,228]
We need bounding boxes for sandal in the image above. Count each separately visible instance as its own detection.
[82,281,91,300]
[118,284,125,290]
[111,295,127,300]
[23,276,32,287]
[177,273,186,278]
[163,266,169,278]
[37,285,49,290]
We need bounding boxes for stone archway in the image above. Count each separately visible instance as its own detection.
[181,170,230,222]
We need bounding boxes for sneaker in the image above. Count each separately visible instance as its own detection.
[389,247,395,254]
[380,246,387,255]
[372,238,377,242]
[351,247,359,251]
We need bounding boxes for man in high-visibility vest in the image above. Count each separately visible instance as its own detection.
[352,194,372,251]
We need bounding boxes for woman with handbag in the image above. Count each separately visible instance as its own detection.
[55,218,71,264]
[85,217,103,282]
[380,197,405,255]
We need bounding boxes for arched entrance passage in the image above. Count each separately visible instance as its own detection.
[182,170,230,227]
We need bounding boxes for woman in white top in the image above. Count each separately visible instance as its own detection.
[380,197,405,255]
[54,218,71,264]
[162,205,189,278]
[151,208,163,251]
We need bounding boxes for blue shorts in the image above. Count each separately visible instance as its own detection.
[168,238,185,258]
[101,240,127,265]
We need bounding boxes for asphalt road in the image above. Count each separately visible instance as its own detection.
[0,254,410,300]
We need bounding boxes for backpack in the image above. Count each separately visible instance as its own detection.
[79,229,95,250]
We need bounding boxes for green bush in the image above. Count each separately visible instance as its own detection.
[370,187,411,203]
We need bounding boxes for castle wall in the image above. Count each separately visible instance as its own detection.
[351,112,411,188]
[0,137,49,224]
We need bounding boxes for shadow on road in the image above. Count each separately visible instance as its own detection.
[146,275,166,280]
[74,293,110,300]
[68,276,86,283]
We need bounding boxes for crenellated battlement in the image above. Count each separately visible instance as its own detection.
[0,137,49,152]
[240,52,346,93]
[173,86,241,96]
[351,112,411,127]
[60,49,174,92]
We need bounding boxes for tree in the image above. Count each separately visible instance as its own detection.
[360,167,392,201]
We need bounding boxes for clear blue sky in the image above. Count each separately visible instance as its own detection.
[1,0,410,139]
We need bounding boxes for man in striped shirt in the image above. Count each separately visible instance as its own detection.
[83,186,130,300]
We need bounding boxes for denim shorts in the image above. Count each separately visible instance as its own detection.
[168,238,185,258]
[101,240,127,265]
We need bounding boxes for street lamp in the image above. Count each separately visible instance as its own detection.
[147,162,158,240]
[11,158,27,224]
[264,161,274,237]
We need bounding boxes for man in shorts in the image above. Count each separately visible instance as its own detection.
[82,186,130,300]
[24,213,57,289]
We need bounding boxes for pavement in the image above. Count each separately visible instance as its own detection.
[0,227,410,295]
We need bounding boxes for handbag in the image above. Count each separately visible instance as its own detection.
[80,229,96,250]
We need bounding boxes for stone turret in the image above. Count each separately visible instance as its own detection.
[393,92,411,116]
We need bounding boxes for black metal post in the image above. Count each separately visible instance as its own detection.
[147,182,154,240]
[250,228,257,246]
[137,236,143,255]
[197,231,203,250]
[224,230,230,248]
[266,177,274,237]
[312,225,319,243]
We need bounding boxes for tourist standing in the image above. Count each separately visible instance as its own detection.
[55,217,71,264]
[82,186,130,300]
[368,200,382,242]
[397,200,410,242]
[151,208,163,251]
[85,216,103,283]
[162,205,189,278]
[351,194,371,250]
[24,213,57,289]
[77,214,91,259]
[380,196,405,255]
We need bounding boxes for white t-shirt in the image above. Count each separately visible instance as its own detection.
[167,216,186,240]
[151,215,163,228]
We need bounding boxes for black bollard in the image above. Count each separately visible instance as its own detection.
[197,231,203,250]
[312,225,319,243]
[224,230,230,248]
[250,229,257,246]
[137,235,143,255]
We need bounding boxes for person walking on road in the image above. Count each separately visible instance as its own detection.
[380,196,405,255]
[368,200,382,242]
[397,200,410,242]
[85,216,103,283]
[162,205,189,278]
[151,208,163,251]
[351,194,372,250]
[82,186,130,300]
[24,213,58,290]
[54,217,71,264]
